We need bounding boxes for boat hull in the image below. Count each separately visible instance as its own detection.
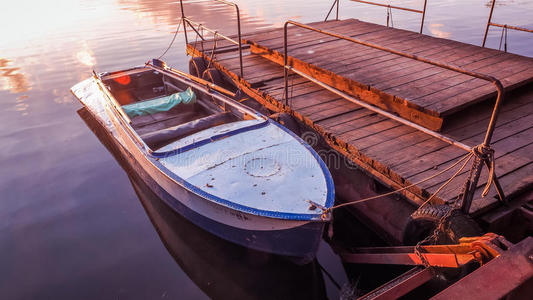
[83,106,325,263]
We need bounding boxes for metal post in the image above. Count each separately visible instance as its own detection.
[482,0,497,47]
[213,1,243,78]
[420,0,427,34]
[336,0,339,21]
[235,4,244,78]
[179,0,188,45]
[461,79,504,213]
[284,23,289,105]
[325,0,339,22]
[181,0,244,78]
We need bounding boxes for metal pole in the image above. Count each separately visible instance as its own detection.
[325,0,338,22]
[482,0,497,47]
[336,0,339,21]
[179,0,188,45]
[490,23,533,33]
[235,4,244,78]
[284,23,289,105]
[287,66,473,152]
[420,0,427,34]
[482,81,505,147]
[212,1,243,78]
[349,0,423,13]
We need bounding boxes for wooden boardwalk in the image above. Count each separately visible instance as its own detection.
[187,19,533,214]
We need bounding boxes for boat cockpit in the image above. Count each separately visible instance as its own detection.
[99,67,251,151]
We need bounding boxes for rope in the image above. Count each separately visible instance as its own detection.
[320,151,472,219]
[156,19,183,61]
[320,143,499,219]
[416,152,474,210]
[474,145,496,197]
[206,31,219,70]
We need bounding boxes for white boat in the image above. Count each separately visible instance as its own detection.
[71,59,334,262]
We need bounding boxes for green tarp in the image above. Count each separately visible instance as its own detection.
[122,87,196,118]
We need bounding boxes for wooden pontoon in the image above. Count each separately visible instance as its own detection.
[185,17,533,242]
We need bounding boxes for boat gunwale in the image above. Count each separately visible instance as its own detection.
[73,71,335,222]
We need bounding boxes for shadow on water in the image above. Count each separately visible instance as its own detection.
[77,106,327,300]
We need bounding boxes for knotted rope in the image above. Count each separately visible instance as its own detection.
[472,144,496,197]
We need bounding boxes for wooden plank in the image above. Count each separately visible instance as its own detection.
[353,124,417,150]
[249,19,382,50]
[249,43,444,130]
[403,112,533,194]
[288,89,343,111]
[254,31,435,94]
[365,94,533,187]
[324,113,389,136]
[242,19,358,44]
[417,56,533,113]
[303,99,361,121]
[268,26,418,63]
[315,108,372,126]
[338,119,400,142]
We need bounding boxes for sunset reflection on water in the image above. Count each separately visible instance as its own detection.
[0,1,532,299]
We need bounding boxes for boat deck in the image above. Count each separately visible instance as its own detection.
[186,19,533,215]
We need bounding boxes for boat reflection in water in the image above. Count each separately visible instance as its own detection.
[78,107,327,299]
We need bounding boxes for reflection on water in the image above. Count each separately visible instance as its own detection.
[0,58,31,94]
[130,168,327,300]
[1,0,532,299]
[119,0,274,34]
[428,23,451,39]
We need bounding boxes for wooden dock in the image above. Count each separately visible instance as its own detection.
[186,19,533,216]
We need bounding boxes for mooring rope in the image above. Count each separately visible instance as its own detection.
[320,144,499,220]
[206,31,219,70]
[156,18,183,60]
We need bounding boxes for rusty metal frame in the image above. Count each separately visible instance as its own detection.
[325,0,428,34]
[179,0,244,78]
[358,267,433,300]
[339,234,510,268]
[283,20,507,207]
[482,0,533,48]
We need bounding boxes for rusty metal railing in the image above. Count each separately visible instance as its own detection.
[283,20,506,208]
[325,0,428,34]
[482,0,533,49]
[179,0,244,78]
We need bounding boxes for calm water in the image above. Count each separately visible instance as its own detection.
[1,0,532,299]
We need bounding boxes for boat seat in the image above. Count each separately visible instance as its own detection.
[132,108,206,136]
[141,112,238,150]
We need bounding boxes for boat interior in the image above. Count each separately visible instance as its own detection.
[101,68,245,150]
